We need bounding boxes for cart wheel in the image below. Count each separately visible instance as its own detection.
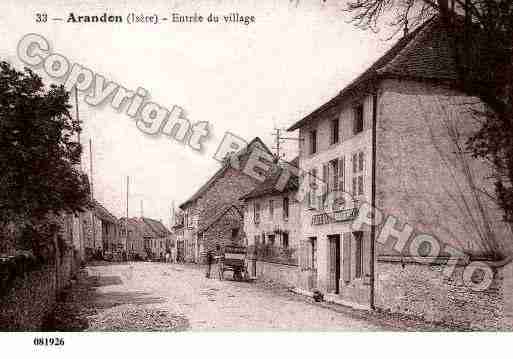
[234,270,242,281]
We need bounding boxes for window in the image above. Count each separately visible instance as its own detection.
[283,197,289,220]
[282,232,289,248]
[254,235,260,245]
[254,202,261,224]
[354,231,364,278]
[309,129,317,154]
[330,118,339,144]
[353,104,364,134]
[352,152,365,197]
[269,200,274,218]
[231,228,239,239]
[321,163,328,209]
[268,234,275,246]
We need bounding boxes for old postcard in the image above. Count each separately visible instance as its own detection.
[1,0,513,354]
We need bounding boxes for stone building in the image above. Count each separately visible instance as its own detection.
[287,16,513,324]
[241,159,300,282]
[92,200,119,258]
[81,200,118,260]
[178,137,273,263]
[197,203,244,253]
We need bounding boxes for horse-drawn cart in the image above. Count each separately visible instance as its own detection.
[218,245,247,281]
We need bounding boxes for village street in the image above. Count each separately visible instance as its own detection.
[45,261,452,331]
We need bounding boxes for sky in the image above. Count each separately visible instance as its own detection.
[0,0,397,227]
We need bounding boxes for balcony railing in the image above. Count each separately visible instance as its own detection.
[311,207,359,225]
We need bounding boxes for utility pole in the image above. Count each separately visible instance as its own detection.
[89,139,96,251]
[75,87,81,147]
[74,87,85,261]
[272,127,303,162]
[125,176,129,254]
[271,128,283,161]
[171,200,175,227]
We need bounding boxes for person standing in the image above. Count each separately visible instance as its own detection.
[205,248,213,278]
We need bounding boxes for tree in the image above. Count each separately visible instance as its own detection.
[0,61,90,256]
[340,0,513,232]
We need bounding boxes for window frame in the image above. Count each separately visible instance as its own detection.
[282,232,289,248]
[309,129,317,154]
[254,202,261,224]
[353,104,364,135]
[283,196,289,220]
[352,151,365,197]
[330,118,339,144]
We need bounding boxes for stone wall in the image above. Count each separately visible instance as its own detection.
[199,206,243,263]
[254,260,299,288]
[375,259,513,330]
[0,264,57,330]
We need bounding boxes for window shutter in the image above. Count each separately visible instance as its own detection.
[359,152,364,172]
[343,232,351,283]
[352,153,358,173]
[328,238,337,292]
[332,161,339,193]
[322,164,329,208]
[339,156,345,192]
[311,168,318,209]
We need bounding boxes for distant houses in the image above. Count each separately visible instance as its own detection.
[119,217,172,260]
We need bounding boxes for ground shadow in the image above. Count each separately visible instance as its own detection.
[42,269,168,331]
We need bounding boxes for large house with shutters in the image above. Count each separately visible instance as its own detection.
[287,15,512,323]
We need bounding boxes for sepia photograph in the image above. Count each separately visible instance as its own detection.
[1,0,513,355]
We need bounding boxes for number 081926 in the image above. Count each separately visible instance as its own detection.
[33,337,64,346]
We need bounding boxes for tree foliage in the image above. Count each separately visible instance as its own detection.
[0,61,90,253]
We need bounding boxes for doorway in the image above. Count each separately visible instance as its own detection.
[328,234,341,294]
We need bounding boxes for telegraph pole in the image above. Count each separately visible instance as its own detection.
[272,127,302,162]
[75,87,81,149]
[89,139,96,251]
[125,175,129,255]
